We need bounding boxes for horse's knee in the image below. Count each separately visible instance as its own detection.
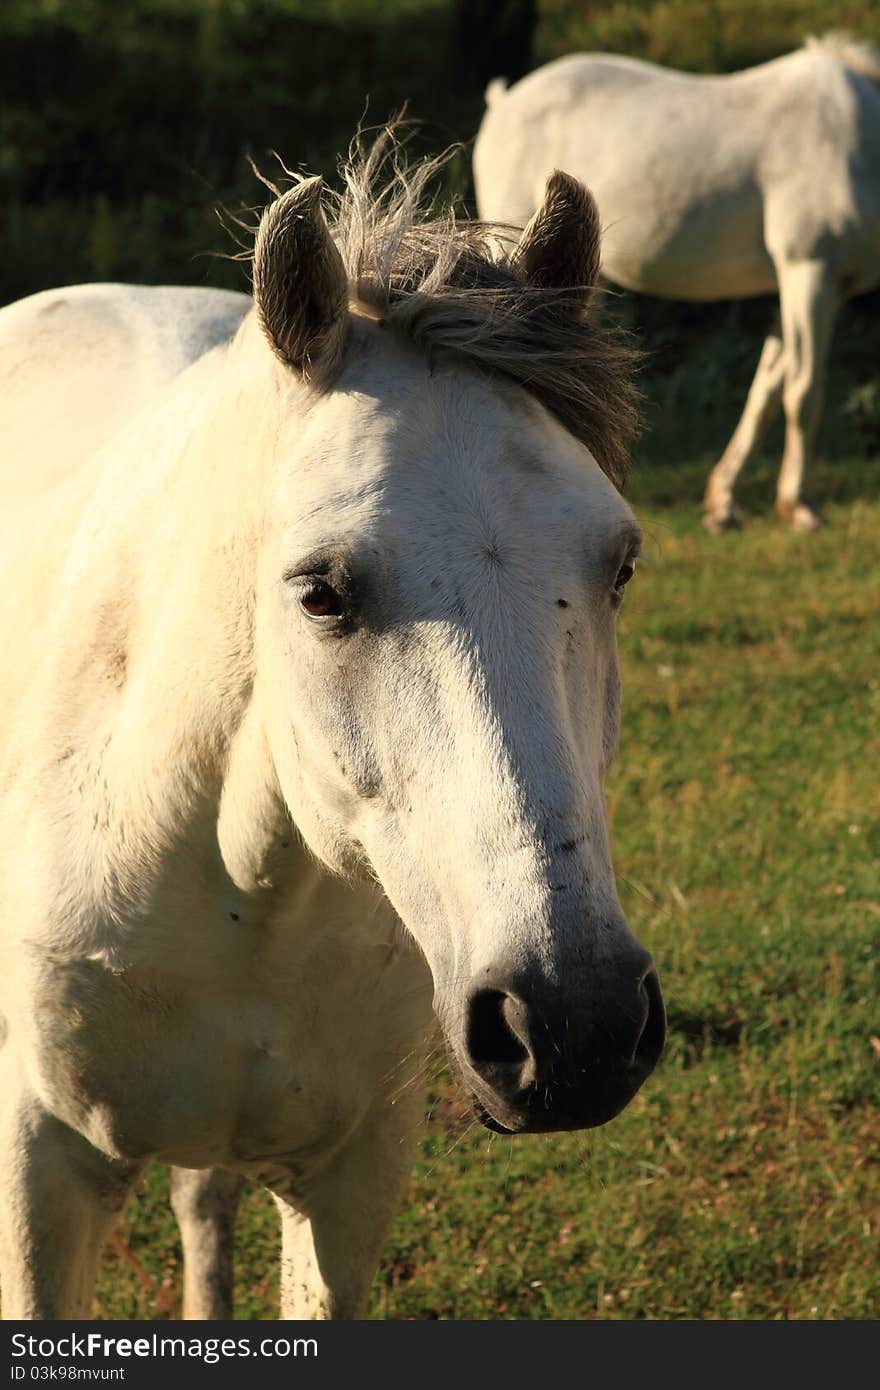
[782,369,819,427]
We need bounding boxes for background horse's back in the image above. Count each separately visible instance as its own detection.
[0,284,249,500]
[474,35,880,531]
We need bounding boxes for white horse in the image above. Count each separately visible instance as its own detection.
[0,132,665,1321]
[473,34,880,532]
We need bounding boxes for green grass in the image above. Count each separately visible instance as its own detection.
[93,457,880,1321]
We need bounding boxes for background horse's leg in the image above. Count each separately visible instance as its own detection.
[774,259,838,529]
[703,324,786,532]
[271,1083,426,1320]
[170,1166,244,1320]
[0,1076,138,1318]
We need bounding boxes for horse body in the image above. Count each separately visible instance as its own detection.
[0,142,663,1319]
[474,35,880,530]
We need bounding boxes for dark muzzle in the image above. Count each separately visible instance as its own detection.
[452,948,665,1133]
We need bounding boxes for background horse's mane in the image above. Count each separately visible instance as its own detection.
[806,31,880,81]
[257,126,639,488]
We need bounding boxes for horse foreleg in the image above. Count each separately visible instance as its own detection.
[170,1166,245,1320]
[773,259,838,529]
[0,1075,138,1319]
[270,1086,425,1320]
[703,326,786,532]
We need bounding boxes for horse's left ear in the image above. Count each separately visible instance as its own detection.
[253,176,349,383]
[513,170,601,309]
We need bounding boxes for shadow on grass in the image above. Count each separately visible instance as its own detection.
[665,1006,744,1063]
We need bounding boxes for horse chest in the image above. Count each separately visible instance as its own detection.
[25,881,431,1174]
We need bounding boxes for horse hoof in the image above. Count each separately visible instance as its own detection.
[777,501,824,531]
[702,509,742,535]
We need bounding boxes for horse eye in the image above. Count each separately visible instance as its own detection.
[614,559,636,595]
[300,580,343,619]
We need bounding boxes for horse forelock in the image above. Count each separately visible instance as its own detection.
[252,126,640,490]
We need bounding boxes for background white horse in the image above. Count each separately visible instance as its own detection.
[474,33,880,532]
[0,133,665,1320]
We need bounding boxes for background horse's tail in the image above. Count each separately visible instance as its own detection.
[484,77,509,108]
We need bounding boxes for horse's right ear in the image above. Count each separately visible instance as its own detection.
[513,170,602,310]
[253,177,349,383]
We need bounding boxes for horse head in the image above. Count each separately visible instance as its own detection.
[250,138,665,1134]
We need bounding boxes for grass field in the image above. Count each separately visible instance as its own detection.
[92,448,880,1321]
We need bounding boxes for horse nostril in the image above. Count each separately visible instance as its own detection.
[633,966,666,1069]
[466,989,530,1071]
[460,960,665,1126]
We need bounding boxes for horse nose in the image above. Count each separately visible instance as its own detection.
[466,986,544,1090]
[461,953,666,1132]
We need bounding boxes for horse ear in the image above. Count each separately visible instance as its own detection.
[513,170,602,308]
[253,176,349,382]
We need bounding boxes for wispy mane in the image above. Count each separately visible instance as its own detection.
[806,31,880,81]
[261,128,640,489]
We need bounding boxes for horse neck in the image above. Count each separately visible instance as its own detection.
[29,320,311,921]
[84,321,290,807]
